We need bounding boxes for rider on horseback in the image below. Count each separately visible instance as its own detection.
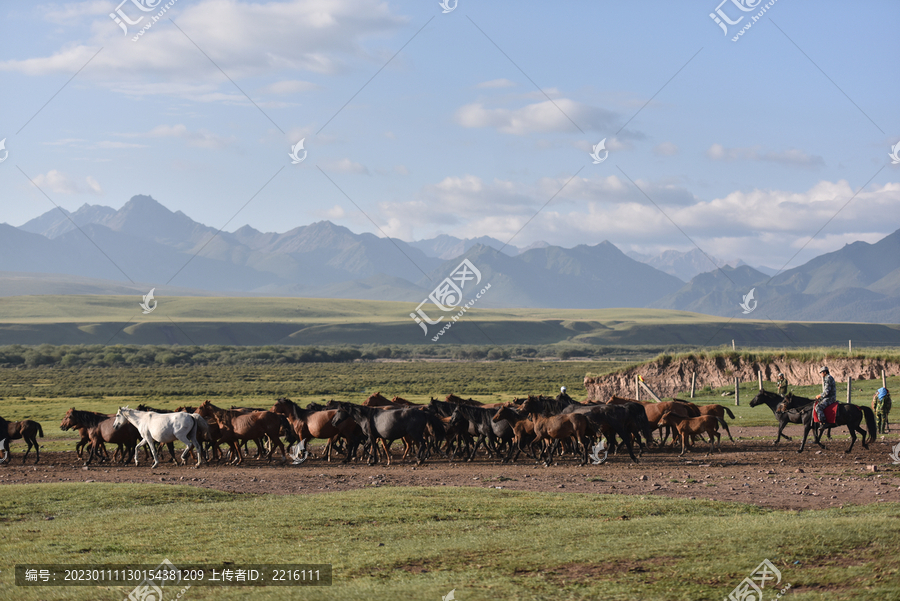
[814,366,837,427]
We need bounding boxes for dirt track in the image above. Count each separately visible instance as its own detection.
[2,426,899,511]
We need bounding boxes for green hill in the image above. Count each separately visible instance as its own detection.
[2,295,900,347]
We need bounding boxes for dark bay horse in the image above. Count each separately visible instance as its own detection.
[196,401,288,465]
[60,408,139,465]
[331,403,444,466]
[0,416,44,464]
[271,397,362,463]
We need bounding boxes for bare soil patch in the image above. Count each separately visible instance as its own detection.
[2,426,899,511]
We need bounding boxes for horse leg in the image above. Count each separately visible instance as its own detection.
[798,423,812,453]
[845,427,856,453]
[148,438,161,469]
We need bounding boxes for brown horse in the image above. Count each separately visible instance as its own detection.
[363,392,394,407]
[271,398,362,463]
[0,416,44,464]
[491,403,536,463]
[445,394,485,406]
[519,396,590,466]
[391,396,422,407]
[196,401,287,465]
[59,408,140,465]
[607,397,695,445]
[658,411,727,456]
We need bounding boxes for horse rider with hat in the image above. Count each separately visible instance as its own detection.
[814,366,837,428]
[775,372,788,396]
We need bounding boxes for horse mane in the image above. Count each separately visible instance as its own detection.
[445,394,484,406]
[200,401,234,428]
[137,404,172,413]
[275,397,306,420]
[67,408,108,428]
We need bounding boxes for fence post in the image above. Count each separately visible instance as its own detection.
[732,339,735,351]
[635,375,640,401]
[735,377,740,406]
[758,371,763,391]
[847,377,852,404]
[690,372,696,399]
[848,339,852,354]
[883,369,887,388]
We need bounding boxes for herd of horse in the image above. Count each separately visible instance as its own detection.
[0,389,879,467]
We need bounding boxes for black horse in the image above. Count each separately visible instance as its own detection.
[752,390,875,453]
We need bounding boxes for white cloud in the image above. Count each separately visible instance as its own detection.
[475,78,516,89]
[653,142,679,156]
[40,1,110,23]
[30,170,103,195]
[118,124,236,149]
[455,99,619,135]
[320,158,369,174]
[259,79,320,95]
[376,175,900,266]
[3,0,407,99]
[707,144,824,167]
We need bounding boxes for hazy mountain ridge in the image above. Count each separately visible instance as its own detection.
[5,195,899,322]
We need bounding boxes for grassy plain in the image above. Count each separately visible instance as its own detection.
[3,295,900,346]
[0,485,897,601]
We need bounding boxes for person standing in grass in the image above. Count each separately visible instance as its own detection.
[872,387,891,434]
[775,372,789,396]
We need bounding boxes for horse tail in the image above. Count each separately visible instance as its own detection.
[860,406,877,443]
[425,411,446,442]
[190,413,209,441]
[724,407,735,420]
[36,422,44,438]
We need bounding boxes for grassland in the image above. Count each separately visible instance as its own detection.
[3,295,900,346]
[0,484,897,600]
[1,360,896,453]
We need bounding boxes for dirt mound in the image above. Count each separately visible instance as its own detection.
[584,354,899,401]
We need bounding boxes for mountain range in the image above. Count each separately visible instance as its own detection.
[3,195,898,322]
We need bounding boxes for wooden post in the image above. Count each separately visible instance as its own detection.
[735,377,740,406]
[847,377,852,404]
[732,339,735,351]
[883,370,887,388]
[635,375,640,401]
[638,379,663,403]
[690,372,696,399]
[848,340,851,354]
[758,371,763,391]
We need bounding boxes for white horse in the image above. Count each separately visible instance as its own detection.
[113,407,207,468]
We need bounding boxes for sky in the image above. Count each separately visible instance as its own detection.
[1,0,898,274]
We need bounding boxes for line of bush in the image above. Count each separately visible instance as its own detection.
[0,343,693,368]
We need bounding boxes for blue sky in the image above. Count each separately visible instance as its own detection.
[1,0,898,272]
